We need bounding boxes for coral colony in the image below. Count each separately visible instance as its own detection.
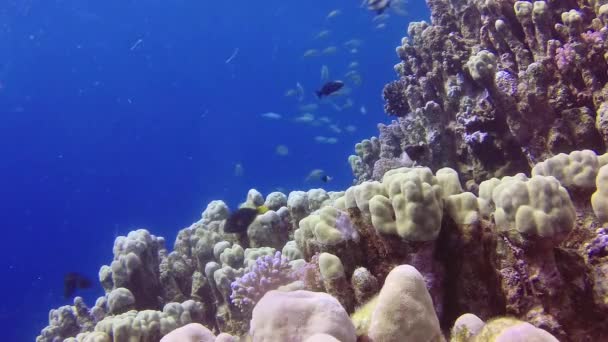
[38,0,608,341]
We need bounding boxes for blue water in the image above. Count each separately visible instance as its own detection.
[0,0,429,339]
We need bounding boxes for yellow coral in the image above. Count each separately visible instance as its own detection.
[473,317,558,341]
[350,295,379,336]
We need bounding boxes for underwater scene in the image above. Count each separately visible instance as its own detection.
[2,0,608,340]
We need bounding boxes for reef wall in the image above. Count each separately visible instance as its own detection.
[350,0,608,186]
[35,0,608,340]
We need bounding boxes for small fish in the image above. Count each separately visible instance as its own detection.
[314,136,329,143]
[296,82,305,102]
[405,145,426,161]
[345,70,362,85]
[306,169,325,181]
[225,47,239,64]
[360,106,367,115]
[345,125,357,133]
[130,38,143,51]
[368,0,391,14]
[315,30,331,39]
[299,103,319,112]
[314,136,338,144]
[234,163,244,177]
[261,112,282,119]
[294,113,315,123]
[327,9,341,19]
[306,169,333,182]
[321,175,333,182]
[384,0,408,16]
[321,65,329,82]
[373,13,390,22]
[316,80,344,98]
[303,49,320,57]
[329,124,342,134]
[322,46,338,55]
[348,61,359,69]
[318,116,331,124]
[276,144,289,156]
[342,98,354,109]
[375,23,387,30]
[224,206,269,233]
[343,39,363,49]
[329,100,343,112]
[285,89,297,97]
[64,272,93,298]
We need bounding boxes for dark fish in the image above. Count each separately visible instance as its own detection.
[316,80,344,98]
[64,272,93,298]
[321,175,333,183]
[368,0,391,14]
[224,207,260,233]
[405,144,426,161]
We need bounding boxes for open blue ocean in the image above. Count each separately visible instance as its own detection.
[0,0,429,339]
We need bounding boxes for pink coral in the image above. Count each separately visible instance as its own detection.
[335,211,359,242]
[555,43,577,73]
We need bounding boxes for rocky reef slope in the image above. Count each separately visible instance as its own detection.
[350,0,608,186]
[37,150,608,341]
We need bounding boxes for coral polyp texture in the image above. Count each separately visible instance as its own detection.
[229,251,296,312]
[35,0,608,340]
[350,0,608,186]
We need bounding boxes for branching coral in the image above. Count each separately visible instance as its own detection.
[351,0,608,185]
[229,251,295,312]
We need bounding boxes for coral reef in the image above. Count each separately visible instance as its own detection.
[35,0,608,340]
[350,0,608,185]
[37,297,99,342]
[37,150,608,341]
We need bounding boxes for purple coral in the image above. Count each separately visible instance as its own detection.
[335,211,359,242]
[581,30,604,47]
[586,228,608,260]
[464,130,489,145]
[296,253,324,291]
[230,251,295,311]
[383,78,410,117]
[555,43,577,73]
[494,70,518,97]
